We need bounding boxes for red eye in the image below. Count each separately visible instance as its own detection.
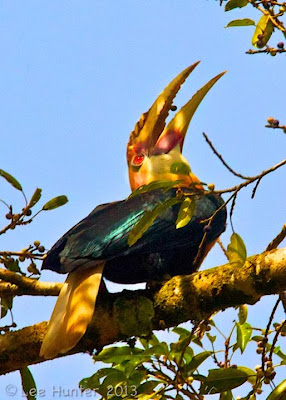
[132,155,145,165]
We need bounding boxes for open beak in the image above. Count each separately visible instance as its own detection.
[127,62,226,162]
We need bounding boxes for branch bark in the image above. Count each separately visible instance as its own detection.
[1,247,286,375]
[0,268,62,296]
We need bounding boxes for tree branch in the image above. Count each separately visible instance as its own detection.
[0,268,62,296]
[1,247,286,375]
[266,223,286,251]
[215,158,286,195]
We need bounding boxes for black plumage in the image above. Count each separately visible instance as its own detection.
[42,188,226,284]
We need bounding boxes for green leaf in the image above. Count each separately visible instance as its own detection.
[128,369,147,387]
[176,197,196,229]
[225,0,248,11]
[94,367,121,379]
[84,368,127,396]
[0,169,22,190]
[220,391,233,400]
[227,233,247,268]
[128,197,181,246]
[80,374,100,391]
[274,348,286,360]
[169,338,193,363]
[128,179,183,199]
[143,343,169,357]
[237,366,256,385]
[185,351,211,374]
[1,296,13,319]
[252,14,274,47]
[238,304,248,324]
[192,336,203,347]
[148,334,160,346]
[173,326,192,339]
[1,303,8,319]
[236,322,252,353]
[42,195,68,211]
[172,327,203,347]
[183,347,194,364]
[206,333,217,344]
[93,346,142,364]
[137,388,162,400]
[170,162,191,176]
[20,367,37,400]
[28,188,42,208]
[226,18,255,27]
[100,370,127,397]
[4,258,21,273]
[139,334,161,350]
[123,356,144,378]
[266,379,286,400]
[193,373,207,383]
[251,335,264,342]
[200,368,248,394]
[136,380,160,396]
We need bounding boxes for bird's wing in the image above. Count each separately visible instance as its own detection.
[42,189,226,274]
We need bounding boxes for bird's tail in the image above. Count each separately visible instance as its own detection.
[40,263,104,359]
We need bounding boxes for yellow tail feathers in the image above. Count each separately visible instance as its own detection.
[40,263,104,359]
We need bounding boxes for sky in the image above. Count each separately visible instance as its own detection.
[0,1,285,399]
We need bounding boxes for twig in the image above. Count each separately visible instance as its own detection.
[0,199,10,209]
[209,338,221,368]
[261,298,280,371]
[266,224,286,251]
[202,135,285,237]
[197,157,286,247]
[246,47,286,55]
[174,325,197,382]
[21,190,28,208]
[230,193,237,232]
[217,238,228,259]
[0,217,33,236]
[251,176,263,198]
[269,319,286,360]
[215,158,286,195]
[0,250,44,260]
[265,123,286,133]
[193,189,238,265]
[224,323,236,368]
[203,133,250,179]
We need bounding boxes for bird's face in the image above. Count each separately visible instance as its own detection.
[128,145,198,190]
[126,62,225,191]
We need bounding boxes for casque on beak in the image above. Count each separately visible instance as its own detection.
[127,62,226,190]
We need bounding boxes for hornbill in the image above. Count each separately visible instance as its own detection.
[40,62,227,359]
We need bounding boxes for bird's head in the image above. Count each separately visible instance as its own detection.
[127,62,225,191]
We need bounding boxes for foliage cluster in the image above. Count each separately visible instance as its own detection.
[223,0,286,55]
[80,304,286,400]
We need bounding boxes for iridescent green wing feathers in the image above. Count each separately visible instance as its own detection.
[42,189,226,280]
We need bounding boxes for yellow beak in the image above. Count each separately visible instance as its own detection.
[127,62,226,162]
